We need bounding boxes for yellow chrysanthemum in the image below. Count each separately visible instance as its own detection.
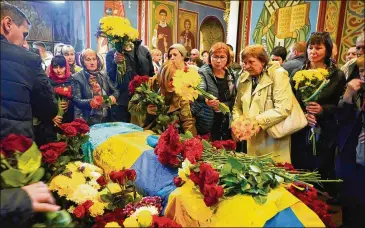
[69,184,98,204]
[105,222,121,228]
[137,210,153,227]
[89,201,107,217]
[106,183,122,194]
[173,68,201,101]
[99,16,139,40]
[67,206,75,214]
[123,216,139,227]
[65,163,78,172]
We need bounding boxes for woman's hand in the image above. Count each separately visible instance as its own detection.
[359,132,365,144]
[305,113,317,127]
[147,104,157,115]
[343,79,364,103]
[53,116,63,126]
[205,99,220,111]
[22,182,60,212]
[114,51,125,64]
[306,102,323,115]
[59,101,69,111]
[109,95,117,105]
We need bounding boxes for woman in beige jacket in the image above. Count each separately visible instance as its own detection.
[232,45,293,163]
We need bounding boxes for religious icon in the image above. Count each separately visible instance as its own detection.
[150,0,177,55]
[252,0,311,54]
[178,9,198,53]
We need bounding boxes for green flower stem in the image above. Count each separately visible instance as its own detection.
[195,87,230,114]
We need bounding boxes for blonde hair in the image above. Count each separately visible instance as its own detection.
[292,41,306,53]
[151,48,162,56]
[158,60,178,95]
[61,45,75,55]
[241,45,269,66]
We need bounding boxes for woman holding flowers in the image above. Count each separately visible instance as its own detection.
[232,45,293,162]
[290,32,346,183]
[61,45,82,74]
[72,49,119,125]
[143,61,197,135]
[196,42,236,140]
[35,55,73,145]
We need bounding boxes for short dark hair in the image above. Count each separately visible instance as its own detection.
[305,32,333,66]
[226,44,234,51]
[33,41,46,49]
[159,9,167,16]
[192,57,203,68]
[51,55,67,68]
[201,50,209,56]
[184,19,191,25]
[0,2,30,26]
[271,46,287,61]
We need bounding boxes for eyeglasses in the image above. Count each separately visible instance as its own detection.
[211,55,227,61]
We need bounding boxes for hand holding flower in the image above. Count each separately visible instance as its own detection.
[306,102,323,115]
[53,116,63,126]
[59,101,69,111]
[205,99,219,111]
[306,113,317,127]
[114,51,125,64]
[109,95,117,105]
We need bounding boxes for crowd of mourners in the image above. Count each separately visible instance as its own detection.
[1,2,364,227]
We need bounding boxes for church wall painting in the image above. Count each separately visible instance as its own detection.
[149,0,178,55]
[178,9,198,53]
[249,0,319,55]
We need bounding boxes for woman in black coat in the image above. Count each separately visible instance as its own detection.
[290,32,346,191]
[72,49,119,125]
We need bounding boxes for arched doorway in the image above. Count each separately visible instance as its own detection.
[199,16,225,53]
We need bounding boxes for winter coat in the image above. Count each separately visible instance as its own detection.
[1,35,57,139]
[0,188,33,227]
[233,62,292,163]
[71,70,119,123]
[282,54,305,76]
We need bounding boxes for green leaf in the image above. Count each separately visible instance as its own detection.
[227,156,243,170]
[241,183,251,192]
[1,169,27,187]
[220,163,232,176]
[222,175,239,186]
[24,168,45,184]
[180,131,193,140]
[274,175,284,183]
[249,165,261,173]
[106,202,116,210]
[17,142,42,174]
[253,195,267,204]
[45,210,73,227]
[202,140,212,149]
[100,194,112,202]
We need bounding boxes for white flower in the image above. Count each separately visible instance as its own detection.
[130,206,159,217]
[178,158,192,180]
[69,184,98,204]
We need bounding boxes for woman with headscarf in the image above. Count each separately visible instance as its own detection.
[72,49,119,125]
[35,55,73,145]
[61,44,83,74]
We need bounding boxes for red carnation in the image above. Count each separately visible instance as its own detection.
[173,176,184,187]
[90,95,104,109]
[189,171,200,185]
[182,138,203,164]
[0,134,33,155]
[199,162,219,184]
[152,215,182,228]
[128,75,150,95]
[82,200,94,210]
[73,205,86,218]
[125,169,137,181]
[110,170,127,185]
[96,176,107,186]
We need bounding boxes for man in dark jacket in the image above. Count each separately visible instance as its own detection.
[106,39,154,122]
[1,2,58,140]
[0,2,59,226]
[282,41,306,76]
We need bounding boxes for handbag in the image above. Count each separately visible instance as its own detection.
[265,80,307,139]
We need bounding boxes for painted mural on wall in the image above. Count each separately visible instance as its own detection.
[199,17,224,53]
[338,1,365,66]
[53,7,71,43]
[189,0,225,10]
[104,1,125,17]
[251,0,312,55]
[150,0,177,55]
[11,1,53,42]
[178,9,198,53]
[324,1,341,43]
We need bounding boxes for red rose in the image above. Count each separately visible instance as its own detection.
[42,149,60,164]
[40,142,67,155]
[92,84,102,93]
[90,95,103,109]
[126,169,136,181]
[204,184,224,198]
[78,124,90,134]
[61,124,78,137]
[1,134,32,154]
[74,118,87,125]
[199,163,219,184]
[96,176,107,186]
[82,200,94,210]
[73,205,86,218]
[110,170,126,184]
[189,171,200,185]
[203,196,219,207]
[173,176,184,187]
[103,212,116,223]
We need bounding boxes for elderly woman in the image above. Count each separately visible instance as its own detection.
[232,45,292,162]
[195,42,236,140]
[135,61,197,135]
[72,49,119,125]
[290,32,346,182]
[61,44,83,74]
